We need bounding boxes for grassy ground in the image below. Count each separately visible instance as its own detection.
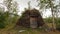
[0,23,60,34]
[0,26,60,34]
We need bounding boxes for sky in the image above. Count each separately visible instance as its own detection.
[0,0,59,18]
[15,0,40,16]
[15,0,52,18]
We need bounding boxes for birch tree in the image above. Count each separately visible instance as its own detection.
[37,0,60,31]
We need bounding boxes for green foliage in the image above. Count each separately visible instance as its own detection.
[55,18,60,31]
[44,17,60,31]
[0,12,6,28]
[0,0,19,29]
[0,11,19,29]
[56,23,60,31]
[0,22,5,29]
[44,17,52,23]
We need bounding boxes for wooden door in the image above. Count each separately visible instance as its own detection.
[30,17,38,28]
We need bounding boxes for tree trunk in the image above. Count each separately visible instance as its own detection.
[49,0,56,31]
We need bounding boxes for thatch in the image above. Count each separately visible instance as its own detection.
[16,8,45,28]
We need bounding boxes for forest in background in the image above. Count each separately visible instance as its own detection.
[0,0,60,32]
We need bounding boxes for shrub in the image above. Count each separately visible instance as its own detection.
[56,18,60,31]
[56,23,60,31]
[0,22,5,29]
[0,13,6,29]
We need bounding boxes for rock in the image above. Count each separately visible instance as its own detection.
[19,30,26,32]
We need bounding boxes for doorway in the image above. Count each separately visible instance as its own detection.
[30,17,38,28]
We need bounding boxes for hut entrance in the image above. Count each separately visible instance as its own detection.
[30,17,38,28]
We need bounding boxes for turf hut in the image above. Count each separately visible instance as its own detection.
[16,9,45,28]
